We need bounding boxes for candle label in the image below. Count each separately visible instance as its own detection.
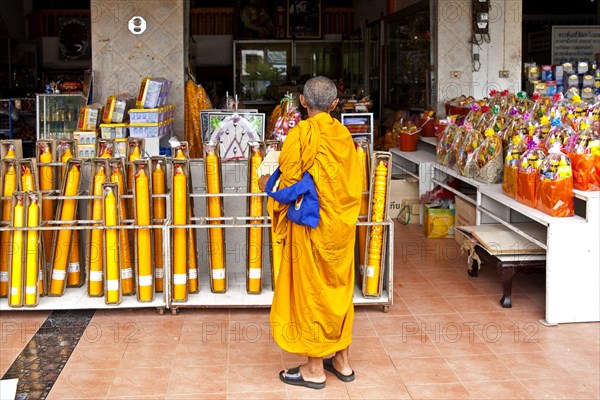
[68,262,80,272]
[121,268,133,279]
[11,287,18,295]
[155,268,164,278]
[38,270,44,281]
[249,268,261,279]
[212,269,225,280]
[52,269,66,280]
[25,286,37,294]
[89,271,103,281]
[106,280,119,291]
[0,272,8,282]
[188,268,198,279]
[366,266,375,278]
[139,275,153,286]
[173,273,187,284]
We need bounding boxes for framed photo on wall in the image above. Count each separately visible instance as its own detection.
[235,0,276,39]
[287,0,321,39]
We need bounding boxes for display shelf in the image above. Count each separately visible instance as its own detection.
[420,136,436,147]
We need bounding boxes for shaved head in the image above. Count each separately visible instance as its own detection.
[301,76,338,113]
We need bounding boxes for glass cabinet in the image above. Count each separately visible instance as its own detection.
[383,0,431,112]
[36,93,86,139]
[341,31,364,96]
[367,20,383,119]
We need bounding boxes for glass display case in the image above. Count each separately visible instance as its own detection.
[234,40,292,107]
[294,40,343,83]
[383,0,431,112]
[367,20,383,119]
[341,32,365,96]
[36,93,86,140]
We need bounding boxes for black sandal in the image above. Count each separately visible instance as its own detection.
[279,366,326,390]
[323,358,355,382]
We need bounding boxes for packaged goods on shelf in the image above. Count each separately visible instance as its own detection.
[99,123,129,139]
[502,135,526,198]
[128,105,175,123]
[136,77,172,109]
[129,119,173,138]
[516,144,546,209]
[77,103,104,131]
[103,94,135,124]
[96,138,117,158]
[36,140,56,288]
[536,146,574,217]
[114,138,127,157]
[24,192,42,306]
[73,130,98,146]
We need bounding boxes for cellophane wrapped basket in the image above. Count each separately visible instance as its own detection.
[502,135,525,198]
[516,142,547,208]
[471,128,503,184]
[566,129,600,191]
[536,144,574,217]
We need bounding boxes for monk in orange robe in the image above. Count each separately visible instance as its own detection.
[260,76,362,389]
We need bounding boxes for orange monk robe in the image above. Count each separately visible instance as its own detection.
[268,112,362,357]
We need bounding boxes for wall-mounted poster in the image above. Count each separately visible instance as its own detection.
[204,111,265,162]
[236,0,276,39]
[287,0,321,39]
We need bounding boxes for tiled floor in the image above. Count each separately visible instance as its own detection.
[1,223,599,399]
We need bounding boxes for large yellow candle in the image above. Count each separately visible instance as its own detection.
[128,144,140,216]
[172,164,188,301]
[60,147,73,179]
[135,166,153,301]
[9,197,25,307]
[0,164,17,297]
[152,162,165,292]
[365,161,388,295]
[247,149,263,293]
[39,145,55,282]
[49,162,81,295]
[174,148,198,293]
[110,165,134,295]
[356,144,369,285]
[25,198,39,305]
[67,229,81,287]
[5,146,16,159]
[100,144,112,158]
[104,188,120,304]
[21,166,35,191]
[88,165,106,297]
[205,149,225,292]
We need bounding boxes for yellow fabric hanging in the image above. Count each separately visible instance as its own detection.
[268,112,362,357]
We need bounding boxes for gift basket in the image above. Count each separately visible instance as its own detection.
[536,144,574,217]
[566,129,600,191]
[469,128,503,184]
[502,135,525,198]
[456,128,483,177]
[436,123,460,167]
[516,141,547,208]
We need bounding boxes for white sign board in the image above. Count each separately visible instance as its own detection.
[552,26,600,65]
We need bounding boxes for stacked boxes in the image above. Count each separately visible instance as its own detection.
[524,61,599,99]
[129,78,174,140]
[74,103,104,158]
[100,93,136,157]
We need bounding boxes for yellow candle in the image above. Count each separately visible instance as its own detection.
[135,166,153,301]
[5,147,16,159]
[60,147,73,179]
[205,149,225,292]
[88,165,106,297]
[0,164,17,297]
[104,188,120,304]
[9,197,25,307]
[356,144,369,285]
[21,166,35,191]
[39,145,55,283]
[127,144,140,215]
[110,165,134,295]
[152,162,165,292]
[25,198,39,305]
[172,164,188,301]
[365,161,388,295]
[67,229,81,286]
[50,162,80,296]
[247,149,263,293]
[100,144,112,158]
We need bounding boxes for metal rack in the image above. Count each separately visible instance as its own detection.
[0,159,394,313]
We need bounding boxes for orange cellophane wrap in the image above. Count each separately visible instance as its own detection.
[570,153,600,191]
[515,170,538,208]
[502,165,518,198]
[536,177,574,217]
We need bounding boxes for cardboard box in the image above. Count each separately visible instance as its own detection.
[454,196,477,245]
[388,176,419,218]
[423,204,455,239]
[396,199,420,225]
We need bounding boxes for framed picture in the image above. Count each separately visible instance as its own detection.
[287,0,321,39]
[204,111,265,162]
[235,0,276,39]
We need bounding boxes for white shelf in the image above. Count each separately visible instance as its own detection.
[433,163,487,190]
[573,189,600,201]
[0,286,167,311]
[390,147,437,164]
[420,136,436,147]
[479,184,587,227]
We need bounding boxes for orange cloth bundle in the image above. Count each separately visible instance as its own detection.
[536,148,574,217]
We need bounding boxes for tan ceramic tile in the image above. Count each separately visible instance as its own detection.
[166,394,226,400]
[76,324,132,348]
[166,364,227,396]
[370,315,421,337]
[519,378,597,399]
[285,388,349,399]
[380,334,441,359]
[498,352,570,380]
[427,331,493,357]
[228,363,285,393]
[395,282,441,299]
[444,354,515,382]
[119,342,178,369]
[351,317,376,337]
[344,358,404,388]
[62,344,126,370]
[131,320,183,344]
[0,347,21,375]
[392,356,460,385]
[459,311,524,333]
[177,308,230,322]
[480,329,545,355]
[46,368,116,399]
[227,391,287,399]
[229,340,283,365]
[108,366,171,397]
[174,341,229,366]
[179,321,230,343]
[463,380,534,399]
[402,296,456,315]
[405,382,472,400]
[430,281,485,297]
[347,385,411,399]
[345,336,388,360]
[445,295,505,314]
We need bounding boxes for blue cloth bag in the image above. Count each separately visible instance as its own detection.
[265,167,320,228]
